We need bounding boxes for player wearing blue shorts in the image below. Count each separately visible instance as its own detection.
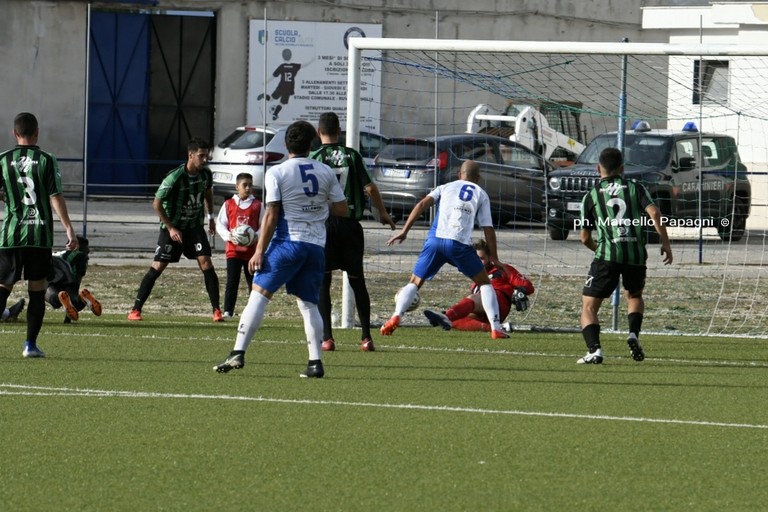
[214,121,348,378]
[380,160,509,340]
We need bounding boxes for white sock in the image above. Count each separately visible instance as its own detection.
[233,291,269,352]
[297,299,323,361]
[394,283,418,316]
[479,284,503,331]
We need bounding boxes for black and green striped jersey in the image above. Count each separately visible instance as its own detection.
[309,143,371,221]
[155,164,212,230]
[580,176,655,265]
[0,144,63,248]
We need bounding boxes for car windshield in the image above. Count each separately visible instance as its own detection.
[378,140,435,162]
[577,133,672,168]
[341,131,389,159]
[218,129,273,150]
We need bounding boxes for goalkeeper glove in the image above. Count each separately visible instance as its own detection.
[513,287,529,311]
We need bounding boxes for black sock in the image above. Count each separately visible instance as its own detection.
[133,267,162,311]
[0,287,10,313]
[203,267,221,310]
[628,313,643,339]
[581,323,601,352]
[348,275,371,339]
[318,272,333,340]
[308,359,322,366]
[223,260,243,314]
[26,290,46,344]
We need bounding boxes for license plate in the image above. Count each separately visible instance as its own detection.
[566,202,582,211]
[382,168,410,178]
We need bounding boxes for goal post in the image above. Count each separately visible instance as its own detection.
[341,37,768,337]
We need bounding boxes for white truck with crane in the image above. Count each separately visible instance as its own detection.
[467,102,586,166]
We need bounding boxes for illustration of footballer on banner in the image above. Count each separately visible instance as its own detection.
[256,49,306,121]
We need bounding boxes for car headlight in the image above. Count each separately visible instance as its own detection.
[548,177,561,191]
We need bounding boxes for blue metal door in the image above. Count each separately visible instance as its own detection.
[88,11,150,195]
[88,10,215,195]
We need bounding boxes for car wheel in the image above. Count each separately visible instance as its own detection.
[717,197,748,242]
[548,226,569,240]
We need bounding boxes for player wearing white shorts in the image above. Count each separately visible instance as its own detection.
[381,160,509,340]
[213,121,348,378]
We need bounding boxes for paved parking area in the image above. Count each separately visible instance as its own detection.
[55,196,766,278]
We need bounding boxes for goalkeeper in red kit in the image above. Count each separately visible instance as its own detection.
[424,239,534,333]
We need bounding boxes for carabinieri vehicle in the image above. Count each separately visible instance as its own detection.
[544,121,751,242]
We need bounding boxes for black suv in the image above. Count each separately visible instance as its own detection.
[543,123,751,242]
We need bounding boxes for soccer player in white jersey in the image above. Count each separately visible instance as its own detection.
[214,121,348,378]
[381,160,509,340]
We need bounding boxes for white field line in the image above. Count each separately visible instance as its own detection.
[0,330,768,368]
[2,327,766,367]
[1,383,766,430]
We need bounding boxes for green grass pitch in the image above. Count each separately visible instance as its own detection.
[1,307,766,511]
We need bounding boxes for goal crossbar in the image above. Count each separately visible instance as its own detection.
[345,38,768,148]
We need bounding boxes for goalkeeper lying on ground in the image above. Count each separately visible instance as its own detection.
[424,238,534,333]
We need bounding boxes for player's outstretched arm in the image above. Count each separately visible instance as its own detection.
[387,196,434,246]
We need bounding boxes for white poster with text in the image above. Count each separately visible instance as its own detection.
[247,20,382,132]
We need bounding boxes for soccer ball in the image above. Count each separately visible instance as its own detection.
[232,225,256,246]
[395,289,421,313]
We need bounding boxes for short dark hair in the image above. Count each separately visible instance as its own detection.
[473,238,489,254]
[236,173,253,183]
[460,160,481,182]
[599,147,623,174]
[77,236,90,255]
[188,137,210,153]
[14,112,38,138]
[285,121,317,155]
[317,112,341,136]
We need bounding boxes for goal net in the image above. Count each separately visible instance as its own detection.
[343,38,768,337]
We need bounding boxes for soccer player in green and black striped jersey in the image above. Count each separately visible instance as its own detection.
[309,112,396,352]
[0,112,79,358]
[127,137,223,322]
[577,147,673,365]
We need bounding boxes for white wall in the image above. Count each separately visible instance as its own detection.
[0,2,86,179]
[643,2,768,229]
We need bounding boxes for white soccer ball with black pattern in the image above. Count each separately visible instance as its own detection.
[232,225,256,246]
[394,289,421,312]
